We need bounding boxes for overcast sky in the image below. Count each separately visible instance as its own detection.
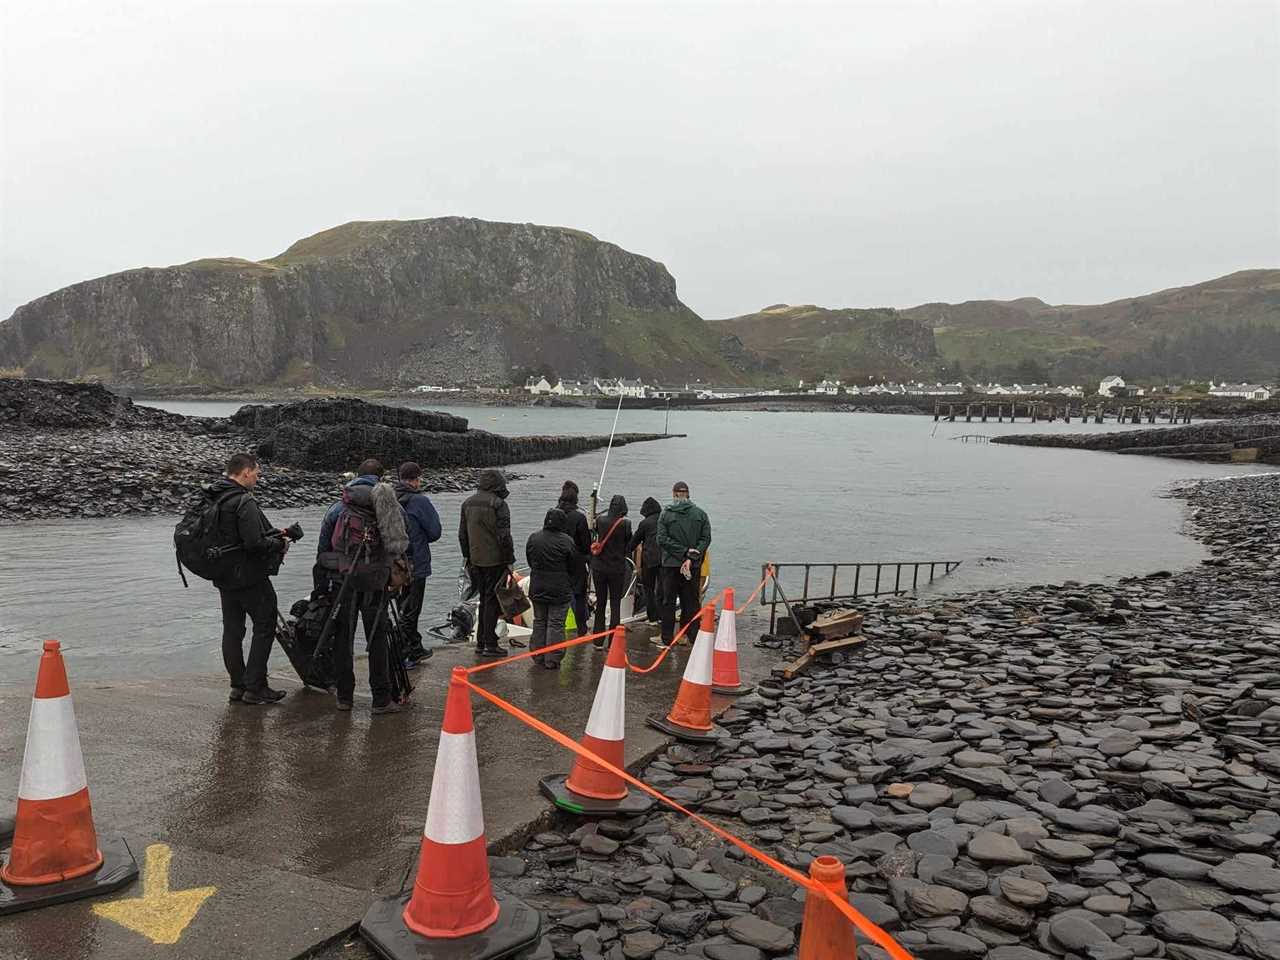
[2,1,1276,321]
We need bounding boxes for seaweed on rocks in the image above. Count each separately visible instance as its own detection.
[500,473,1280,960]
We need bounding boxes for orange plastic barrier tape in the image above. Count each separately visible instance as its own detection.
[623,610,701,674]
[461,678,916,960]
[735,564,774,613]
[464,627,613,675]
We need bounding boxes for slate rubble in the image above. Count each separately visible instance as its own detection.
[499,473,1280,960]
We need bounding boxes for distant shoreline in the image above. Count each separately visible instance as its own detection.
[121,386,1280,420]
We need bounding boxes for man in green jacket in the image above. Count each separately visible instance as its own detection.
[657,480,711,645]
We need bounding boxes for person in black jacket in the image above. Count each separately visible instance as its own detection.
[627,496,663,624]
[590,494,632,644]
[557,480,592,637]
[525,508,577,669]
[460,469,516,658]
[210,452,289,705]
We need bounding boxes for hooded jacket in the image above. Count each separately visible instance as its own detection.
[208,477,284,590]
[525,508,577,604]
[460,469,515,568]
[657,497,712,568]
[394,480,442,578]
[626,496,663,570]
[557,485,592,588]
[591,495,633,575]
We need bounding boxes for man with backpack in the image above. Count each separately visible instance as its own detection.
[590,494,632,644]
[459,469,516,659]
[208,452,290,705]
[318,459,410,714]
[394,461,442,664]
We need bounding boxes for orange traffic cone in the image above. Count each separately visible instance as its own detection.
[360,667,541,959]
[798,856,857,959]
[0,641,138,916]
[712,588,750,696]
[646,606,720,743]
[540,627,654,817]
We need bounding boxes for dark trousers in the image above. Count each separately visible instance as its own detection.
[219,580,277,691]
[592,567,626,635]
[399,577,427,652]
[636,565,661,622]
[474,564,506,651]
[660,566,701,643]
[530,601,569,666]
[333,591,392,705]
[570,569,590,637]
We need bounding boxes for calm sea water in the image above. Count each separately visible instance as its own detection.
[0,401,1269,681]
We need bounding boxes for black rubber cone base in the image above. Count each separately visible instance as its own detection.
[539,775,655,817]
[712,682,753,696]
[0,836,139,916]
[645,712,721,744]
[360,888,541,960]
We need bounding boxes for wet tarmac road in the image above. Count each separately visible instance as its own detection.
[0,620,780,960]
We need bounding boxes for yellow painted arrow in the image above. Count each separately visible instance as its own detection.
[93,843,216,945]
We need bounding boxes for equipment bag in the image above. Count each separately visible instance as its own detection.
[495,571,532,620]
[173,488,244,587]
[332,484,391,591]
[590,516,626,556]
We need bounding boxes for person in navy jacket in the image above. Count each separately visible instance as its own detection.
[393,461,442,663]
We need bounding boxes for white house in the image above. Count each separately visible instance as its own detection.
[864,382,907,395]
[907,382,965,396]
[1210,382,1272,401]
[1058,385,1085,398]
[814,379,842,395]
[524,376,554,395]
[1098,375,1126,397]
[554,379,595,397]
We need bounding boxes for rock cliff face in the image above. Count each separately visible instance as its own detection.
[0,218,753,388]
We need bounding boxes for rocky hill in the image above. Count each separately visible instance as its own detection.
[0,218,765,389]
[905,269,1280,383]
[713,270,1280,384]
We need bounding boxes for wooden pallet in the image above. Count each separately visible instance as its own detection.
[807,608,864,640]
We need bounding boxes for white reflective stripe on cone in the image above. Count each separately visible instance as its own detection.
[584,666,626,742]
[17,695,89,801]
[682,630,715,685]
[423,731,486,845]
[714,611,738,652]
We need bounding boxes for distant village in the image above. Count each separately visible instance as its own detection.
[505,375,1274,402]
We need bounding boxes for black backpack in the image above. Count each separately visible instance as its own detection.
[173,487,243,587]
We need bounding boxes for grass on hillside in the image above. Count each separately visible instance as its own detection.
[935,326,1105,370]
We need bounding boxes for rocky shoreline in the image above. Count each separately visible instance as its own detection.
[486,473,1280,960]
[0,379,670,523]
[994,416,1280,464]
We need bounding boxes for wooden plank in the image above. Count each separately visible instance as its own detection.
[773,635,866,679]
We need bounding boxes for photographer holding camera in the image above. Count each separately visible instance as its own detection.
[209,452,294,705]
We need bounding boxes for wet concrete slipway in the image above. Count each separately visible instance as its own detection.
[0,623,780,960]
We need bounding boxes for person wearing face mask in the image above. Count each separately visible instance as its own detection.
[656,481,711,646]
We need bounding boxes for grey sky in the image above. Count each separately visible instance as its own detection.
[2,0,1277,322]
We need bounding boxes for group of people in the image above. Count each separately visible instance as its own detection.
[210,453,441,715]
[467,477,711,668]
[210,451,711,713]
